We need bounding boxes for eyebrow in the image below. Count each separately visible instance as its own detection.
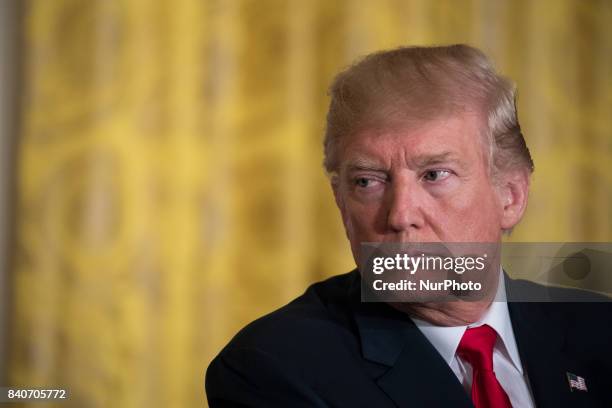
[411,152,466,169]
[343,152,466,173]
[344,157,387,173]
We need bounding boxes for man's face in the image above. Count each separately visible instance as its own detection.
[333,113,508,259]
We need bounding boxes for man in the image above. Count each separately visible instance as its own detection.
[206,45,611,407]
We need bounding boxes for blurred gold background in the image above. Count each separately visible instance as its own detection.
[2,0,611,407]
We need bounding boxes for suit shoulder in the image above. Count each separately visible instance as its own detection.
[508,278,611,303]
[218,271,359,355]
[509,278,612,341]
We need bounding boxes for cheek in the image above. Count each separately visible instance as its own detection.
[345,201,382,237]
[434,186,502,237]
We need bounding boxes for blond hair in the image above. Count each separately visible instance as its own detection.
[323,44,534,176]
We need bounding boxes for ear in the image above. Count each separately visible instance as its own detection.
[497,168,530,230]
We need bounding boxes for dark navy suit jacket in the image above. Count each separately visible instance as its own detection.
[206,270,612,407]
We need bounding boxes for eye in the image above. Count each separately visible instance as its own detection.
[422,169,451,182]
[355,177,371,188]
[353,176,384,190]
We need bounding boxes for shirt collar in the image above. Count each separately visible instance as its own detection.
[411,268,524,374]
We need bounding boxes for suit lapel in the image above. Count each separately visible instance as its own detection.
[508,300,569,407]
[374,323,474,408]
[508,296,601,407]
[350,291,473,407]
[350,273,602,407]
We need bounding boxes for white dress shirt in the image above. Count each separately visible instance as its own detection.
[411,270,535,408]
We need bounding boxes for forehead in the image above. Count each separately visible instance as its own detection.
[338,113,488,169]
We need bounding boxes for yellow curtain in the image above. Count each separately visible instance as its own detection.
[8,0,611,407]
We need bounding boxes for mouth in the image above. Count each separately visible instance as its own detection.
[364,241,454,258]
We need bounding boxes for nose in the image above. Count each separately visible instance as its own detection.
[386,178,426,235]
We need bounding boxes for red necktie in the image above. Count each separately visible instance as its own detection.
[457,324,512,408]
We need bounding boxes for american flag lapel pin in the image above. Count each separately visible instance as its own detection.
[566,372,588,392]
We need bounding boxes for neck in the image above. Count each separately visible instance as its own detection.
[390,299,493,326]
[389,267,503,326]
